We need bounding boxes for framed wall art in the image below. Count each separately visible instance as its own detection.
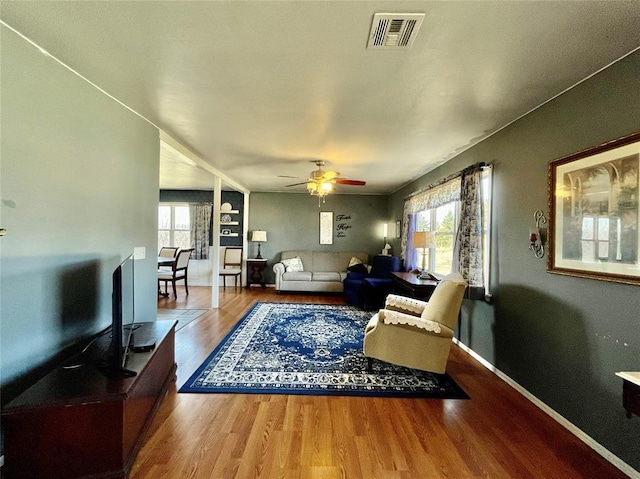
[547,131,640,285]
[319,211,333,245]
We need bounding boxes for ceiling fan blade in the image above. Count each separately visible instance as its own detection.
[335,179,366,186]
[322,170,340,180]
[285,181,309,187]
[278,175,303,179]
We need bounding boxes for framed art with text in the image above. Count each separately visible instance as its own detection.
[547,131,640,285]
[319,211,333,245]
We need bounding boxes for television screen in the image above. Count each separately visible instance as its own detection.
[110,254,136,374]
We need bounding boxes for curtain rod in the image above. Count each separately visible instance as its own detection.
[404,162,489,201]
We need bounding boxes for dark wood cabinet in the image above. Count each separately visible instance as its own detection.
[622,379,640,419]
[1,320,177,479]
[246,258,267,288]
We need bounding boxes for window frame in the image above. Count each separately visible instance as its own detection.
[415,202,461,275]
[412,166,493,292]
[158,203,191,250]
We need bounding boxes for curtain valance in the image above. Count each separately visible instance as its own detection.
[404,176,461,215]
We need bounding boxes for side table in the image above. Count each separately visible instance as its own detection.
[389,271,438,300]
[246,258,268,288]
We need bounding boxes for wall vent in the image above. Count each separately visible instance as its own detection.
[367,13,425,49]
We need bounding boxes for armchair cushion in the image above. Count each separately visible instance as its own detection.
[345,270,368,281]
[419,273,466,330]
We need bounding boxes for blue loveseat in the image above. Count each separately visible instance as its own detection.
[343,255,402,310]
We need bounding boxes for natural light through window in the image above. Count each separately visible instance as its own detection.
[416,202,459,275]
[158,204,191,251]
[414,167,492,286]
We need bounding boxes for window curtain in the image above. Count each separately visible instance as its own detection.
[190,203,212,260]
[404,214,418,271]
[401,176,461,262]
[453,164,486,294]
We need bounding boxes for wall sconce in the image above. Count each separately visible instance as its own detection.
[529,210,547,258]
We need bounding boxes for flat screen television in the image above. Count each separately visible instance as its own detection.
[108,254,137,376]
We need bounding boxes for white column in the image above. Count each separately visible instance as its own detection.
[211,177,222,308]
[242,191,250,286]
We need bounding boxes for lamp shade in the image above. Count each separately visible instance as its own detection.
[251,230,267,242]
[412,231,436,248]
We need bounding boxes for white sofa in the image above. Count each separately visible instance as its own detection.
[273,250,369,293]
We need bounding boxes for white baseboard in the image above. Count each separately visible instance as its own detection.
[453,338,639,479]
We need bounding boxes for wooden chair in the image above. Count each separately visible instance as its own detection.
[158,248,193,298]
[220,246,243,289]
[158,247,180,274]
[159,246,179,258]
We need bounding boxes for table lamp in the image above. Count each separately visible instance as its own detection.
[412,231,436,279]
[251,230,267,259]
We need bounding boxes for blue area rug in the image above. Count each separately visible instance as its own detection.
[179,302,468,398]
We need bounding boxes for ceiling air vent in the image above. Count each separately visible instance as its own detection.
[367,13,425,49]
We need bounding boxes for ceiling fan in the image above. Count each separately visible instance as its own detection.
[278,160,366,204]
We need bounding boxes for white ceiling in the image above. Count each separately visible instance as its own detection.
[2,1,640,194]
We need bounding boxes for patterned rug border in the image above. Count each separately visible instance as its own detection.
[179,302,469,399]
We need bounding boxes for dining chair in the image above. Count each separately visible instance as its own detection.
[158,248,193,298]
[220,246,243,289]
[159,246,179,258]
[158,246,180,274]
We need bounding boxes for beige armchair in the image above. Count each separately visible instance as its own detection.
[363,273,467,374]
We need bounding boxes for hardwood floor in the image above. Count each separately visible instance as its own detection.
[133,287,627,479]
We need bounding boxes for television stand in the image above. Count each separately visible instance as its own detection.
[131,323,157,352]
[1,320,177,479]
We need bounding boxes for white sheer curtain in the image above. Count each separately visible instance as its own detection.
[190,203,212,260]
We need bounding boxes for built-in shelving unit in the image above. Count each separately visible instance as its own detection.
[220,206,240,238]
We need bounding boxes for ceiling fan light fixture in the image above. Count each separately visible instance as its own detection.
[320,181,334,192]
[281,160,365,205]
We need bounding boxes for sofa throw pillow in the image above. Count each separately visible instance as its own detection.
[281,256,304,272]
[347,256,368,274]
[348,256,362,267]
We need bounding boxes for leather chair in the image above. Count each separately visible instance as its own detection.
[363,273,467,374]
[158,248,193,298]
[344,255,401,310]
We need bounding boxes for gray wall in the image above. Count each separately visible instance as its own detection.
[389,50,640,470]
[249,192,389,283]
[0,26,159,385]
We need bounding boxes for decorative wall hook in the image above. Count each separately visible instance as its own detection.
[529,210,547,258]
